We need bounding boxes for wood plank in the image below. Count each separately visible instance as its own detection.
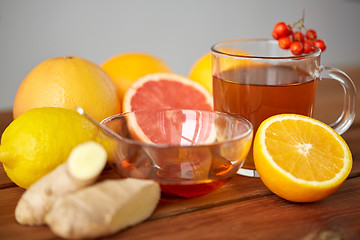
[342,123,360,159]
[102,177,360,240]
[154,157,360,221]
[153,175,272,220]
[0,164,18,188]
[0,111,14,188]
[1,174,359,239]
[0,172,272,228]
[1,145,359,222]
[0,187,56,240]
[1,159,359,239]
[2,158,359,222]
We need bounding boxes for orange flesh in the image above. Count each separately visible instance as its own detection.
[265,119,345,182]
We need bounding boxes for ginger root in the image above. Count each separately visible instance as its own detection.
[15,141,107,226]
[45,178,160,239]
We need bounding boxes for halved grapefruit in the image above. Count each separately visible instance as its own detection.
[123,73,213,113]
[122,73,214,145]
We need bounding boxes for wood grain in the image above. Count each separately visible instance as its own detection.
[107,178,360,240]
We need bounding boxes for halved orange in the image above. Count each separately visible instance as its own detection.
[253,114,352,202]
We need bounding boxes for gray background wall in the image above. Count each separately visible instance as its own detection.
[1,0,360,110]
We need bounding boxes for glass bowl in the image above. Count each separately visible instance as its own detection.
[100,109,253,198]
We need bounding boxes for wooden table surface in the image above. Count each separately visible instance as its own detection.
[0,68,359,239]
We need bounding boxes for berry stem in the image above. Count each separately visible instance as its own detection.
[290,9,306,31]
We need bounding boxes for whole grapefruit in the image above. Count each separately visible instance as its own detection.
[13,56,120,122]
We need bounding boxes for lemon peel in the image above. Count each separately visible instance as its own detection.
[0,107,99,189]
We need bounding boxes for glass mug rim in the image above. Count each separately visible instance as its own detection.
[211,38,321,60]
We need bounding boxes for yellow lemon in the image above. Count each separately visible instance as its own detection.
[253,114,352,202]
[0,107,99,189]
[101,52,172,109]
[13,56,120,122]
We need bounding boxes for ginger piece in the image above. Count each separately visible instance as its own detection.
[15,141,107,226]
[45,178,160,239]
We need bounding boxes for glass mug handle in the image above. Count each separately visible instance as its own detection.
[320,66,357,135]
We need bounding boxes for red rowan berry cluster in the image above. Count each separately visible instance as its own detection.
[272,12,326,55]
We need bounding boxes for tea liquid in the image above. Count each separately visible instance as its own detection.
[213,65,318,169]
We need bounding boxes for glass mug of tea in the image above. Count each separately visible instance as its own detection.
[211,39,356,177]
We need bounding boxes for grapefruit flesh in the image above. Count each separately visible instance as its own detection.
[123,73,213,113]
[126,109,215,145]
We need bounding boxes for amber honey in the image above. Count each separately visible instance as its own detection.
[113,146,241,198]
[160,179,228,198]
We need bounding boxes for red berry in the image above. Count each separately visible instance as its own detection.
[290,42,304,55]
[278,36,292,49]
[293,31,305,42]
[272,31,279,40]
[287,25,293,35]
[306,29,317,40]
[313,39,326,52]
[303,39,316,53]
[272,22,292,40]
[303,42,313,54]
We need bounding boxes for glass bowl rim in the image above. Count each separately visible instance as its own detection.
[100,108,253,148]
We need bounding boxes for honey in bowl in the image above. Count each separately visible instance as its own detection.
[101,109,253,198]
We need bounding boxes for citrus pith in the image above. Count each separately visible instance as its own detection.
[253,114,352,202]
